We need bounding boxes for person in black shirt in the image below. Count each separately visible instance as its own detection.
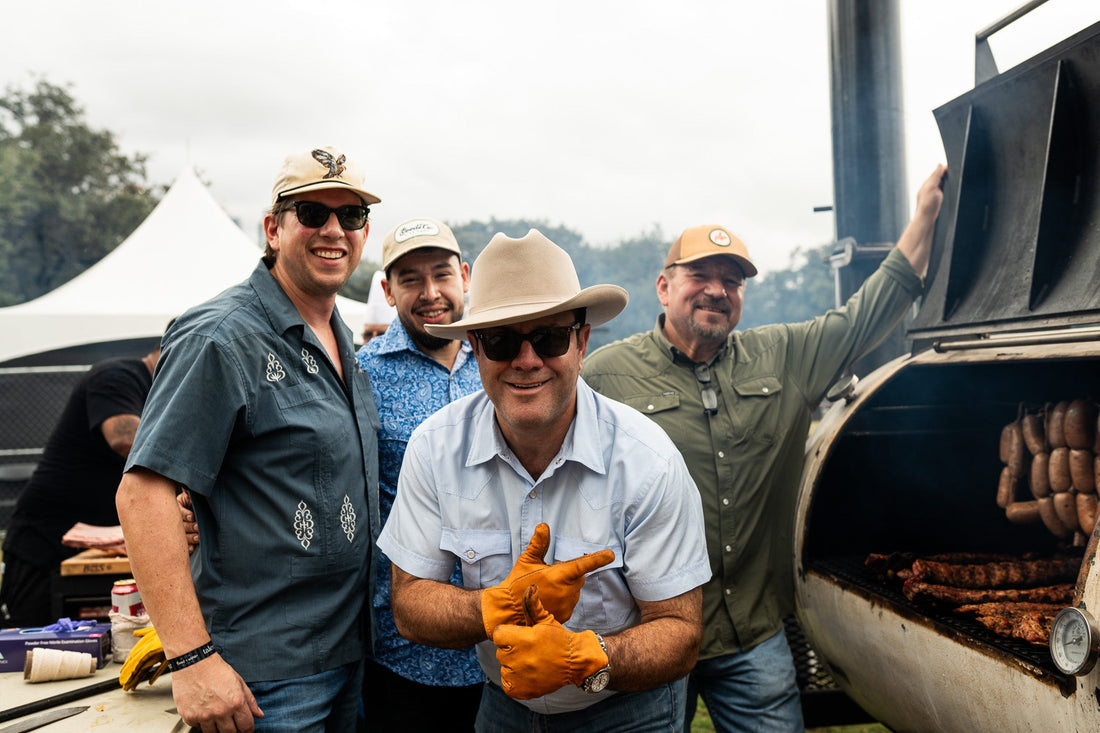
[0,345,160,626]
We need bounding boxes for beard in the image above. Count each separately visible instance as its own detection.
[687,298,735,341]
[688,318,732,342]
[398,304,462,354]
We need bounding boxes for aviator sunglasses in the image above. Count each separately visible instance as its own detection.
[474,323,582,362]
[693,362,719,415]
[283,201,370,230]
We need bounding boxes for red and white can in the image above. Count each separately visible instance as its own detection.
[111,579,146,617]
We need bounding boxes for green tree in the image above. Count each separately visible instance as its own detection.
[0,79,163,305]
[738,243,836,330]
[366,218,834,350]
[450,217,583,265]
[582,226,666,347]
[340,256,382,302]
[448,219,665,350]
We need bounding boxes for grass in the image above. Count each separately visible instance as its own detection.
[689,699,891,733]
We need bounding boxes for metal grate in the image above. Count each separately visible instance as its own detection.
[784,614,839,692]
[0,367,90,530]
[807,555,1061,675]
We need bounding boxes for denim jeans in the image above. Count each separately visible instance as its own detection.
[684,628,803,733]
[476,677,685,732]
[248,660,363,732]
[359,658,482,732]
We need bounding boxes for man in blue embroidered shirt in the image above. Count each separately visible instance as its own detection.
[117,146,381,733]
[378,229,712,732]
[355,217,484,730]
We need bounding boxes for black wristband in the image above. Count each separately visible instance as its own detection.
[164,641,218,673]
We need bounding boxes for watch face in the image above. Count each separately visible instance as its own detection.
[584,669,610,693]
[1051,608,1097,676]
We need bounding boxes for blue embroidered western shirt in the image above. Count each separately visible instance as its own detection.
[356,318,484,687]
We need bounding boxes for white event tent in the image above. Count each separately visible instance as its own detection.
[0,168,372,365]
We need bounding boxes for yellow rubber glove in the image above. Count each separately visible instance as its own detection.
[481,523,615,636]
[119,626,168,691]
[493,585,609,700]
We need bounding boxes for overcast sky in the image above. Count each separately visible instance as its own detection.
[2,1,1095,275]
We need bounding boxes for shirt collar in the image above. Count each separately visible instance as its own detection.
[248,260,354,365]
[372,317,474,367]
[652,314,731,366]
[463,378,605,477]
[250,261,306,336]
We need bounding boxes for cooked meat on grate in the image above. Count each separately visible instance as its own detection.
[910,556,1080,589]
[954,602,1063,645]
[902,579,1074,608]
[866,552,1016,582]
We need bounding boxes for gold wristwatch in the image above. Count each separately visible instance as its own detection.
[582,633,611,693]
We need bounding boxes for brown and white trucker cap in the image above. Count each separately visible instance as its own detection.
[664,224,757,277]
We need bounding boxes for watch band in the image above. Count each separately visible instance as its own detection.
[164,641,218,673]
[593,632,609,660]
[582,633,611,693]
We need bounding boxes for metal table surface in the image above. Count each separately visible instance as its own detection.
[0,661,183,731]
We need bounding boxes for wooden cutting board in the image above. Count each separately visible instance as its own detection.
[59,549,131,576]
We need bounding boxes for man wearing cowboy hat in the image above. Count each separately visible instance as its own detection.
[117,146,382,732]
[355,218,484,730]
[377,229,711,731]
[582,165,947,732]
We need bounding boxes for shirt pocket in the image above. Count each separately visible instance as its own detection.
[259,379,328,436]
[623,391,680,417]
[441,528,512,590]
[731,375,783,445]
[553,535,630,631]
[272,381,322,410]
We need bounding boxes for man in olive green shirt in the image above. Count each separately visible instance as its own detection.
[582,165,946,733]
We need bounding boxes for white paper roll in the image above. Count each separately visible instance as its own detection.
[23,647,97,682]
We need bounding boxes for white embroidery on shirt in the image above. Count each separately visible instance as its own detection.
[294,500,315,550]
[339,495,356,542]
[301,348,319,375]
[266,353,286,382]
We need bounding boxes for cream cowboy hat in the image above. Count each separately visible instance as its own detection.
[424,229,628,339]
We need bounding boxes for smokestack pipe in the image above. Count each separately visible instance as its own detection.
[827,0,909,376]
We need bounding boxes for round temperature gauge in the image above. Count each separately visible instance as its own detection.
[1050,607,1100,676]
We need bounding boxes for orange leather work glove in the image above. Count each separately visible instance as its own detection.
[493,585,609,700]
[480,523,615,637]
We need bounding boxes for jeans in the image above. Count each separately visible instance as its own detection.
[248,660,363,733]
[684,628,803,733]
[359,658,482,732]
[476,678,685,732]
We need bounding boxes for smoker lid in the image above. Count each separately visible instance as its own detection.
[908,20,1100,344]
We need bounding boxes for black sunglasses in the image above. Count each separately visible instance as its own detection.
[474,323,582,362]
[694,362,719,415]
[283,201,370,230]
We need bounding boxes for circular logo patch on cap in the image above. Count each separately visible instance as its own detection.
[709,229,731,247]
[394,219,440,243]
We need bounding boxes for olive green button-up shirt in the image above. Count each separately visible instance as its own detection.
[582,248,923,659]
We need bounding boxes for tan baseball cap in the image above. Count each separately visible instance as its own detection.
[382,218,462,271]
[665,225,757,277]
[270,146,381,207]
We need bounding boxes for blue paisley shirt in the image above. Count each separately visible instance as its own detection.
[356,318,484,686]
